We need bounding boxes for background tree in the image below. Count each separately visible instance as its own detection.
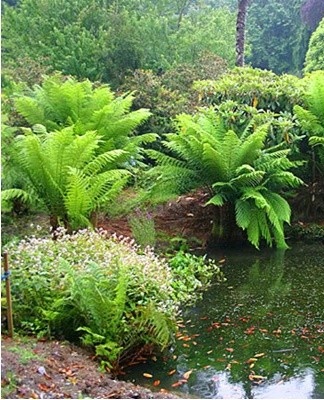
[300,0,324,30]
[2,0,236,87]
[246,0,310,74]
[236,0,250,67]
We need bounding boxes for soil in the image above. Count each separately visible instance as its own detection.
[1,336,180,399]
[97,190,215,249]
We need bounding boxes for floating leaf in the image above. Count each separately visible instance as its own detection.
[244,326,256,335]
[249,374,266,381]
[183,370,193,380]
[254,353,265,358]
[171,379,187,387]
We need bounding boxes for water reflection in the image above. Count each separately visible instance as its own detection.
[124,245,324,399]
[190,368,316,399]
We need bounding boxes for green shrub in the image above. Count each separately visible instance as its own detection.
[193,67,306,114]
[168,251,225,304]
[304,17,324,73]
[4,229,220,369]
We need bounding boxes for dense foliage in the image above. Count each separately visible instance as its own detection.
[304,17,324,73]
[295,72,324,154]
[2,0,235,86]
[246,0,310,74]
[4,229,224,369]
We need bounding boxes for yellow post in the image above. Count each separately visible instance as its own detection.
[3,252,14,337]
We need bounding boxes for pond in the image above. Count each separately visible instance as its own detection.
[124,243,324,399]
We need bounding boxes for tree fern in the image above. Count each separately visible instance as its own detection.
[148,109,302,248]
[14,74,151,158]
[8,128,130,230]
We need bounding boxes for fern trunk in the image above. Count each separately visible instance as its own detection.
[209,204,243,247]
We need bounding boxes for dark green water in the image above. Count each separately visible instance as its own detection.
[124,244,324,399]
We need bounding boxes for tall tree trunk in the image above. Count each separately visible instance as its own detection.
[236,0,250,67]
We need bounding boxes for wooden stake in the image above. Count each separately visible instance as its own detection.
[3,252,14,337]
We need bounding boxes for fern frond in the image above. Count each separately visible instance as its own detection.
[83,149,128,176]
[1,188,33,208]
[230,170,265,188]
[266,171,304,188]
[87,169,130,204]
[206,193,227,207]
[145,149,187,168]
[235,124,268,168]
[202,143,227,182]
[65,168,92,227]
[15,96,47,126]
[309,136,324,146]
[235,198,253,229]
[137,304,171,349]
[262,191,291,224]
[294,105,324,135]
[245,212,260,249]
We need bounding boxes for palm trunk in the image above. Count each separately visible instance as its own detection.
[236,0,250,67]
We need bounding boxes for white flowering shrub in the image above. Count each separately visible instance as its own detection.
[4,228,221,369]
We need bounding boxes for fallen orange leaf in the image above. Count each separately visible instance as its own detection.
[168,369,176,376]
[153,380,161,387]
[183,370,193,380]
[38,383,50,392]
[171,379,187,387]
[254,353,265,358]
[143,373,153,378]
[226,348,234,353]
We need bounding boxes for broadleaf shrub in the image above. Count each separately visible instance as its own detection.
[193,67,306,113]
[4,229,223,369]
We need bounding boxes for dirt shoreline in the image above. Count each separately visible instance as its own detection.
[1,336,182,399]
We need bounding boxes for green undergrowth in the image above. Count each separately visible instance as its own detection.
[3,228,224,371]
[286,223,324,243]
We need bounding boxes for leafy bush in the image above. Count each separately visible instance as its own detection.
[119,69,188,136]
[118,52,228,137]
[168,251,225,304]
[294,71,324,172]
[193,67,306,114]
[304,17,324,73]
[4,229,221,369]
